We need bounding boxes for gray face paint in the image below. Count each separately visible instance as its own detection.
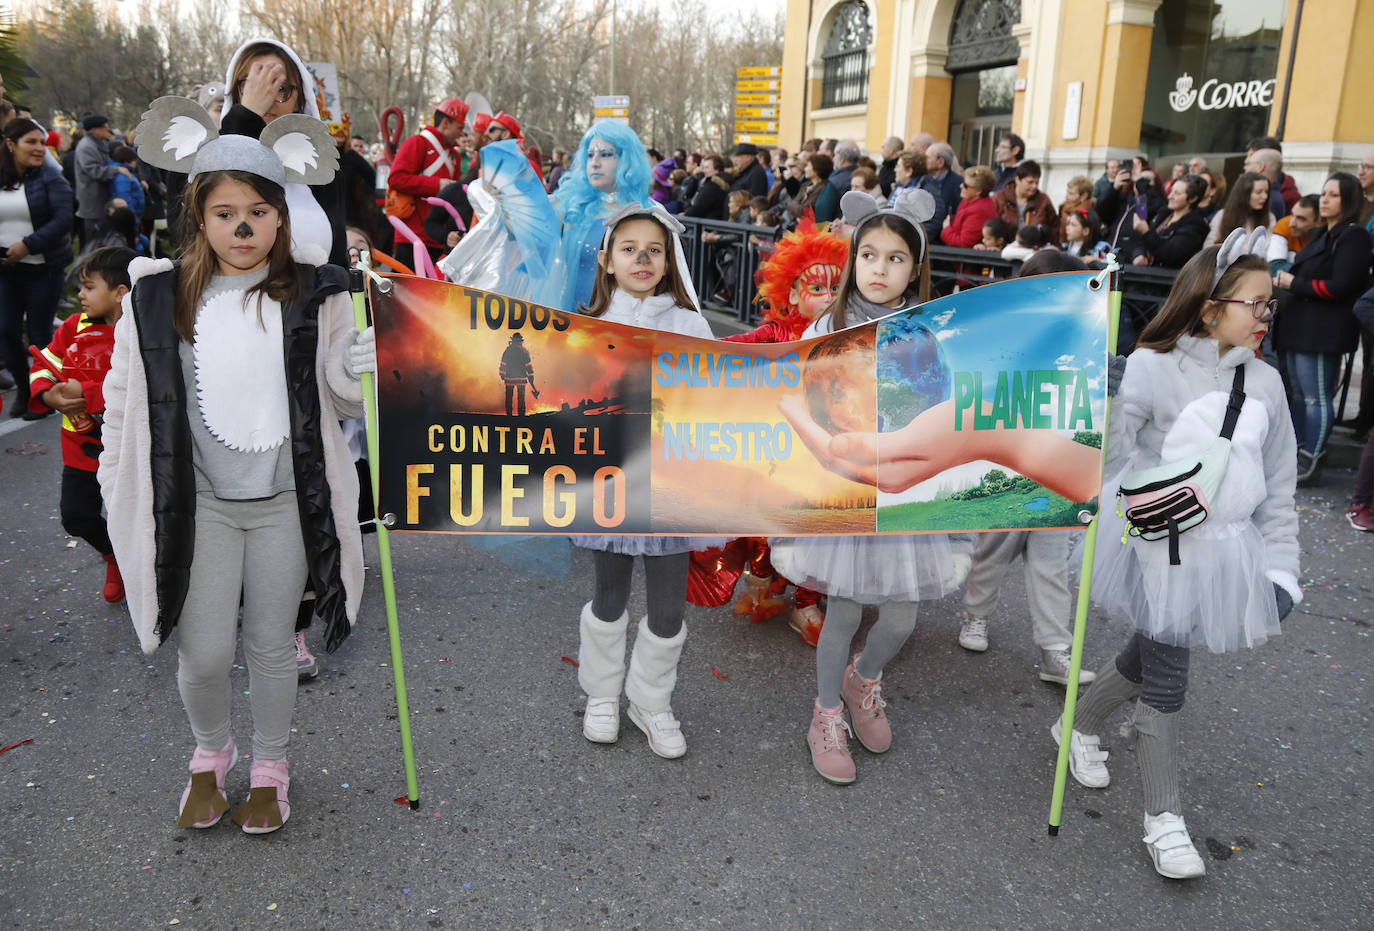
[635,249,652,265]
[234,221,253,240]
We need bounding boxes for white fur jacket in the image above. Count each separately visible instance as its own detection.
[98,253,366,653]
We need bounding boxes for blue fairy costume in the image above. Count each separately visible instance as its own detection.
[538,122,655,313]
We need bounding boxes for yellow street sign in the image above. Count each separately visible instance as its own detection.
[737,66,781,78]
[735,92,781,106]
[735,79,780,92]
[734,134,780,145]
[734,120,779,133]
[734,106,778,119]
[593,107,629,118]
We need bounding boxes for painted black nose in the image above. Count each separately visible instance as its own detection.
[234,221,253,240]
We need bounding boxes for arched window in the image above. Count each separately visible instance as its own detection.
[946,0,1021,72]
[820,1,872,108]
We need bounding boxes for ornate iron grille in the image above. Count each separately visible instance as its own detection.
[946,0,1022,72]
[820,1,872,108]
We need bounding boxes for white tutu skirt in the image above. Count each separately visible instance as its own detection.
[1090,500,1280,654]
[572,535,726,557]
[769,534,960,605]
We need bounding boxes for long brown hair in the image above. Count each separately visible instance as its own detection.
[821,214,930,330]
[1136,247,1267,353]
[0,119,43,189]
[581,214,697,317]
[175,170,301,341]
[1218,172,1270,241]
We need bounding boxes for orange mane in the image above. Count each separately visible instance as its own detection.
[756,214,849,339]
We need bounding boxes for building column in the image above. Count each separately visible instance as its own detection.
[1089,0,1161,149]
[905,47,952,140]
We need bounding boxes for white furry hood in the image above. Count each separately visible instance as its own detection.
[222,38,322,122]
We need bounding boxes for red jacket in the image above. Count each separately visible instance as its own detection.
[29,313,116,471]
[388,127,459,248]
[942,195,998,248]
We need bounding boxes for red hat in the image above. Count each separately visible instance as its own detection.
[472,112,492,134]
[491,112,523,141]
[433,98,469,128]
[45,130,62,149]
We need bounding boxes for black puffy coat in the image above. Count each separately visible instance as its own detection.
[1274,221,1374,355]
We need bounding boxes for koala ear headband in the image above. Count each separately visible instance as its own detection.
[1212,226,1270,291]
[134,95,339,187]
[599,201,700,311]
[840,187,937,262]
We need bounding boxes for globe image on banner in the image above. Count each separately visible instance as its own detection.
[802,327,878,435]
[876,316,951,432]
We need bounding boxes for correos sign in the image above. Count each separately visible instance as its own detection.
[1168,72,1276,113]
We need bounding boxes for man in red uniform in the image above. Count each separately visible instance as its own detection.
[386,98,467,269]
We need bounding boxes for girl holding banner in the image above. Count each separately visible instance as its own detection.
[1056,231,1300,879]
[573,203,715,761]
[770,190,976,786]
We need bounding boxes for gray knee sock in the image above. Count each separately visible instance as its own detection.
[1134,702,1183,815]
[816,597,864,708]
[854,600,918,680]
[591,551,634,622]
[1071,662,1142,737]
[643,552,689,639]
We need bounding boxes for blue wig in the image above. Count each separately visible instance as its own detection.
[540,121,654,312]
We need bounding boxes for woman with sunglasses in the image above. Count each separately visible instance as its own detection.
[219,39,348,267]
[1272,171,1374,484]
[940,165,998,248]
[1129,174,1209,268]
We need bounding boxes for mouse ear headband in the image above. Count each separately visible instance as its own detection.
[840,187,937,261]
[1212,226,1270,291]
[134,95,339,187]
[599,201,699,311]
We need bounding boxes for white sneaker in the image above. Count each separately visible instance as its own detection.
[958,613,989,652]
[628,703,687,759]
[1142,811,1206,879]
[1039,647,1097,686]
[583,697,620,743]
[1051,716,1110,788]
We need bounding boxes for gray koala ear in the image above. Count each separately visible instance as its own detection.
[135,96,220,174]
[1243,226,1270,258]
[1213,227,1249,289]
[894,187,937,225]
[840,190,880,226]
[259,114,340,185]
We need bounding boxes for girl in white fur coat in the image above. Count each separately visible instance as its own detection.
[100,125,376,834]
[1057,239,1300,880]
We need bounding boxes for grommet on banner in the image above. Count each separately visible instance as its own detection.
[381,513,397,527]
[1078,509,1094,524]
[356,251,393,294]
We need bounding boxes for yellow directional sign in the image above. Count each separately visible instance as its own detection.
[734,106,778,119]
[735,92,781,106]
[736,79,780,92]
[593,107,629,118]
[737,66,781,78]
[734,120,779,134]
[734,134,780,145]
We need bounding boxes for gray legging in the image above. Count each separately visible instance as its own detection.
[591,550,688,638]
[176,490,307,760]
[816,597,919,709]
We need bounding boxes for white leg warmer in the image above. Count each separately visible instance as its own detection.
[625,616,687,713]
[577,602,629,699]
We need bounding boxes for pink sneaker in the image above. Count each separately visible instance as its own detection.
[295,631,318,679]
[807,702,856,785]
[232,758,291,834]
[1347,501,1374,532]
[841,657,892,753]
[177,737,238,828]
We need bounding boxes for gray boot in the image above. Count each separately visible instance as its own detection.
[1134,702,1183,816]
[1071,661,1142,737]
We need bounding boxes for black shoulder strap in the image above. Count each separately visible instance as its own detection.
[1220,364,1246,440]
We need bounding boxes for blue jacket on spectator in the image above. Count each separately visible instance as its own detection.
[109,159,145,218]
[17,161,75,267]
[917,171,957,242]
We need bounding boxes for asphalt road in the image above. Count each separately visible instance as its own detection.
[1,408,1370,930]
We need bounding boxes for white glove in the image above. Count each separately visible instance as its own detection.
[951,553,972,587]
[347,326,376,378]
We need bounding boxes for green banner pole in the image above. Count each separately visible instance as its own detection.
[1048,258,1122,836]
[350,260,421,810]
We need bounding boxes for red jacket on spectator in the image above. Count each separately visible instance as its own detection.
[1279,172,1301,212]
[388,126,460,248]
[942,195,998,248]
[992,180,1060,242]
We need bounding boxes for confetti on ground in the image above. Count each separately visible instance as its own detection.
[712,667,729,681]
[0,737,34,755]
[394,796,410,805]
[266,903,277,911]
[560,655,578,667]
